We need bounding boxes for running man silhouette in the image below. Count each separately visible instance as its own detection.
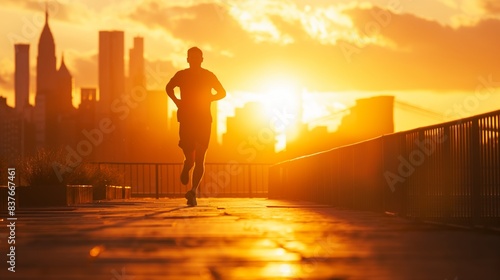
[166,47,226,206]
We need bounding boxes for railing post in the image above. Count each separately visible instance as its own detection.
[400,134,408,218]
[442,125,451,221]
[155,163,159,199]
[471,118,481,225]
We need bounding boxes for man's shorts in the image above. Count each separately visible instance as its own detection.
[178,121,211,152]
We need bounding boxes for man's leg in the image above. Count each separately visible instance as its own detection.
[179,122,195,185]
[185,122,210,206]
[180,149,194,185]
[191,146,207,194]
[183,148,197,206]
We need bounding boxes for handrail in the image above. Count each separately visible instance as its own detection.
[87,162,271,199]
[269,110,500,227]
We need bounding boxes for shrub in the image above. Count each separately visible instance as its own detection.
[20,149,123,187]
[73,164,121,187]
[18,149,125,205]
[20,149,67,187]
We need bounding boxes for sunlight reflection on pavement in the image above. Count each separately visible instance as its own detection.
[1,198,499,279]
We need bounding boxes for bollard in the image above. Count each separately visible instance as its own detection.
[115,186,123,199]
[66,185,93,205]
[124,186,131,199]
[106,185,116,200]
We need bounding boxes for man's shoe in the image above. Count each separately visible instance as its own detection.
[180,164,190,185]
[185,190,197,207]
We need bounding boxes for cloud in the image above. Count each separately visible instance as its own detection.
[129,2,500,92]
[129,2,252,50]
[0,58,14,97]
[0,73,12,93]
[481,0,500,14]
[267,14,308,43]
[343,7,500,90]
[65,51,97,90]
[1,0,46,11]
[1,0,92,23]
[128,2,338,90]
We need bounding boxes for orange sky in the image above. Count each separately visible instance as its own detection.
[1,0,499,131]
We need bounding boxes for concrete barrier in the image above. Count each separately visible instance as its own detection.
[124,186,131,199]
[106,185,116,200]
[66,185,93,205]
[115,186,123,199]
[105,185,132,200]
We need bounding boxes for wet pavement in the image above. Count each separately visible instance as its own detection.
[1,198,500,279]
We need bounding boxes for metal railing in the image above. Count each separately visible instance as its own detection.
[269,110,500,227]
[88,162,270,198]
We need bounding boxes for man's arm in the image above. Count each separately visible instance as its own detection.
[165,75,181,108]
[210,75,226,102]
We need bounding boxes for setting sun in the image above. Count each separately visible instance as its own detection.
[261,77,300,119]
[259,76,302,151]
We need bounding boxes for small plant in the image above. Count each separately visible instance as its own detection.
[20,149,67,187]
[83,165,123,200]
[19,149,123,187]
[80,164,121,186]
[18,149,125,206]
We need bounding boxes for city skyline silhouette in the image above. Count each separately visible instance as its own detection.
[1,2,499,165]
[1,6,397,165]
[1,2,499,128]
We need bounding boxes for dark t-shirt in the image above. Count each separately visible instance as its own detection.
[168,68,220,124]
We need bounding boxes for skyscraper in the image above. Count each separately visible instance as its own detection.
[129,36,145,91]
[97,31,126,161]
[75,88,97,161]
[78,88,97,145]
[56,54,73,116]
[36,8,57,96]
[34,8,57,148]
[14,44,29,113]
[98,30,125,116]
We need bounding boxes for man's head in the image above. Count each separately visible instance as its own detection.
[187,47,203,68]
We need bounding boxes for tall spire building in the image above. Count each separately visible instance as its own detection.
[34,7,56,148]
[36,8,57,96]
[34,7,75,149]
